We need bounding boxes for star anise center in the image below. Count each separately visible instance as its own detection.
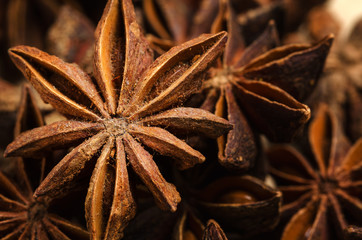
[204,67,233,89]
[103,118,129,137]
[318,177,339,194]
[27,201,48,222]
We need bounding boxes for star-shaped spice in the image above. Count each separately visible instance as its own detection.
[190,1,333,171]
[0,85,89,239]
[144,0,332,172]
[4,0,231,239]
[267,104,362,240]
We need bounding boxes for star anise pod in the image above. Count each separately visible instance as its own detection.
[306,16,362,142]
[282,0,327,33]
[0,0,84,81]
[122,203,228,240]
[143,0,282,54]
[144,0,332,172]
[335,17,362,141]
[4,0,78,48]
[143,0,213,53]
[46,5,95,73]
[267,104,362,239]
[193,175,281,238]
[196,2,333,171]
[1,4,95,130]
[0,78,52,150]
[0,84,89,239]
[203,219,228,240]
[4,0,231,238]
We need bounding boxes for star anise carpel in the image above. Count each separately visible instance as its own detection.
[4,0,231,239]
[142,0,283,55]
[267,104,362,240]
[0,84,89,239]
[203,219,228,240]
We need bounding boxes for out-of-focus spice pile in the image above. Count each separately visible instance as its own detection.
[0,0,361,239]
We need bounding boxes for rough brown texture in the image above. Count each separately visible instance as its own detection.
[267,104,362,240]
[2,0,361,240]
[144,0,333,172]
[4,0,231,239]
[0,85,89,239]
[203,220,228,240]
[195,175,282,238]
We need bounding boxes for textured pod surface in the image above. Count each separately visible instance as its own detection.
[5,1,230,239]
[241,35,334,101]
[0,86,89,239]
[233,79,311,141]
[195,175,282,238]
[267,104,362,240]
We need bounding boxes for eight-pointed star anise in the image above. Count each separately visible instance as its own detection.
[0,85,89,239]
[144,0,332,172]
[188,0,333,171]
[267,104,362,240]
[4,0,231,239]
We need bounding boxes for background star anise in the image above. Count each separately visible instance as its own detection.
[0,0,85,81]
[306,15,362,143]
[142,0,284,54]
[4,0,231,239]
[46,5,95,74]
[267,104,362,240]
[142,0,332,172]
[203,219,229,240]
[121,160,281,240]
[184,0,333,172]
[0,84,89,239]
[1,0,362,239]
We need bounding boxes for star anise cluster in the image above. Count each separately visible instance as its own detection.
[0,0,361,239]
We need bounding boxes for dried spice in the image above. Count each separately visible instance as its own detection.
[145,0,332,172]
[306,16,362,142]
[122,166,279,240]
[283,0,328,33]
[339,18,362,141]
[199,4,333,172]
[143,0,218,53]
[235,1,284,46]
[4,0,77,48]
[194,175,281,238]
[267,104,362,239]
[46,5,95,73]
[0,79,21,113]
[143,0,283,54]
[4,0,231,239]
[171,207,205,240]
[122,203,229,240]
[0,0,83,81]
[0,85,89,239]
[0,79,52,149]
[306,6,340,41]
[1,0,360,239]
[203,219,228,240]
